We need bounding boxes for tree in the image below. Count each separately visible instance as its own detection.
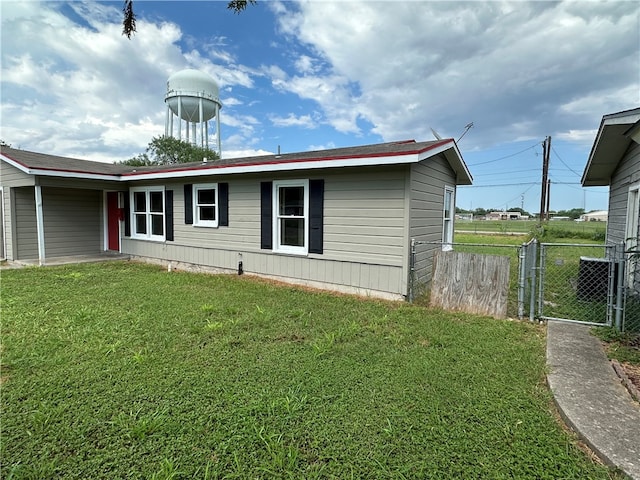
[122,0,256,38]
[119,136,220,166]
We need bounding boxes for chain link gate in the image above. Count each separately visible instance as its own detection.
[409,238,637,332]
[537,243,616,325]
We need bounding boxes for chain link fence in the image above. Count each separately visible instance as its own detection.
[409,239,638,333]
[537,243,615,325]
[622,250,640,333]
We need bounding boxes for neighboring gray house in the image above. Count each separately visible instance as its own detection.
[0,139,472,300]
[582,107,640,248]
[582,107,640,292]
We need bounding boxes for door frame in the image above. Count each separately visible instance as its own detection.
[105,191,121,252]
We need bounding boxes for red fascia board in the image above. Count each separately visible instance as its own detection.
[122,139,453,178]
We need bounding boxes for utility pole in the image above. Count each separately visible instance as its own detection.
[545,179,551,221]
[539,136,551,223]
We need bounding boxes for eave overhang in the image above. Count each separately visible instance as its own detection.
[1,138,473,185]
[581,108,640,187]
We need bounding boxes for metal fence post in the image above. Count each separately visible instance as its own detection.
[408,238,416,303]
[537,243,546,319]
[614,242,626,331]
[529,240,538,322]
[518,244,526,319]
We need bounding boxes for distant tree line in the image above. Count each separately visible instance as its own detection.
[456,207,587,220]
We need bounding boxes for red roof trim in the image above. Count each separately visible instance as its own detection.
[2,138,453,178]
[122,139,453,177]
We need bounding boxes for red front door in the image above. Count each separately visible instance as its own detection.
[107,192,120,251]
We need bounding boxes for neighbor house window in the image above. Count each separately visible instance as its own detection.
[442,186,454,251]
[273,179,309,255]
[130,187,165,241]
[193,183,218,227]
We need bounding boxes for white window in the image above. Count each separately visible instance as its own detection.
[626,183,640,251]
[442,186,455,251]
[273,179,309,255]
[131,187,165,241]
[626,183,640,289]
[193,183,218,227]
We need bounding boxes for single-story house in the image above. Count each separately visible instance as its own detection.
[577,210,608,222]
[0,139,472,300]
[581,107,640,290]
[486,211,525,220]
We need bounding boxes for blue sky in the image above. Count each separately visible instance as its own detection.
[1,1,638,213]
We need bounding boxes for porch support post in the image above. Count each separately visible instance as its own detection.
[34,185,45,265]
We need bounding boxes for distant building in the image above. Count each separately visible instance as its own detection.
[486,211,527,220]
[578,210,608,222]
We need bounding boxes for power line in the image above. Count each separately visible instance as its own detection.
[458,182,539,188]
[466,141,541,166]
[551,146,581,176]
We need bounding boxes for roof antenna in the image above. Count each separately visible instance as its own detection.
[457,122,474,142]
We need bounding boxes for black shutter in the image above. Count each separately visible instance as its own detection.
[123,191,131,237]
[165,190,174,241]
[219,182,229,227]
[184,184,193,224]
[309,179,324,254]
[260,181,273,249]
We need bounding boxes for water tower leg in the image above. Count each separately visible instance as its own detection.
[177,99,182,141]
[165,106,170,137]
[215,104,221,156]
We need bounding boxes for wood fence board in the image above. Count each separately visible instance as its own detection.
[429,251,510,318]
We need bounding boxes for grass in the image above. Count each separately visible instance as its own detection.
[456,220,606,241]
[0,262,623,479]
[592,327,640,365]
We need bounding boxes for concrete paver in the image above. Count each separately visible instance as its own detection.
[546,320,640,479]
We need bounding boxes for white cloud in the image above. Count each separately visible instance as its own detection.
[0,1,260,161]
[270,1,639,148]
[269,113,316,129]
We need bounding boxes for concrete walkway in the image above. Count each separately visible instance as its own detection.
[546,320,640,479]
[1,253,130,269]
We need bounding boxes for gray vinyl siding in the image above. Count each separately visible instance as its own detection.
[409,154,457,290]
[122,166,410,297]
[42,188,102,257]
[607,142,640,245]
[0,161,35,187]
[13,187,38,260]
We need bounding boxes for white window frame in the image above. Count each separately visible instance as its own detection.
[626,182,640,251]
[130,186,165,242]
[193,183,219,228]
[273,179,309,255]
[625,183,640,289]
[442,186,455,251]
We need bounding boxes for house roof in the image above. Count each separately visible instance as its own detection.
[1,139,473,185]
[581,107,640,187]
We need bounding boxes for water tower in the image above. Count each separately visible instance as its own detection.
[164,69,222,156]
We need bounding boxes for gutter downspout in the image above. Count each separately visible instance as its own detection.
[34,185,46,265]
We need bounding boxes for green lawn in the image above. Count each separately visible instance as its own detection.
[456,219,606,239]
[1,262,621,479]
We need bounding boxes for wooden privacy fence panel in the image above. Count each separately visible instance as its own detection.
[430,251,510,318]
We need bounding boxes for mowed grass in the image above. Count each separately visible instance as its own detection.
[1,262,620,479]
[456,219,606,237]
